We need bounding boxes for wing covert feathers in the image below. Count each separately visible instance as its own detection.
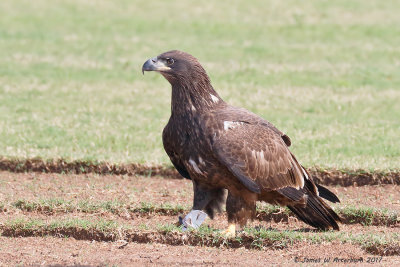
[211,122,304,192]
[213,147,261,193]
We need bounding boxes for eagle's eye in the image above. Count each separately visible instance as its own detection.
[166,58,174,65]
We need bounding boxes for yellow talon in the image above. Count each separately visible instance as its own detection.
[221,223,236,238]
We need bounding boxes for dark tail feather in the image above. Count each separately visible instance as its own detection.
[316,184,340,203]
[288,194,341,230]
[299,165,340,204]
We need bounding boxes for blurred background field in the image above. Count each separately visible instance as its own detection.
[0,0,399,170]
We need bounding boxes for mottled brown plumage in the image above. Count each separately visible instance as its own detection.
[142,50,341,233]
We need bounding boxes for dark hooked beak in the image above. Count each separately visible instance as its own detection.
[142,57,171,74]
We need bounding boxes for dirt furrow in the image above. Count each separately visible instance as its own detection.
[2,199,399,227]
[1,217,399,256]
[1,172,399,212]
[3,236,399,266]
[1,158,399,186]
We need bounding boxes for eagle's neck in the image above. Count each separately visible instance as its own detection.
[170,75,223,116]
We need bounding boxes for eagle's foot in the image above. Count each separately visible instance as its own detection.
[221,223,236,238]
[180,210,207,231]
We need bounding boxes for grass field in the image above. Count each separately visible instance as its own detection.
[0,0,399,169]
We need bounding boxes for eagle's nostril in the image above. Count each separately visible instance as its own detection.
[151,57,157,63]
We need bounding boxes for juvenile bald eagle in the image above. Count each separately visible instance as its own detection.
[142,50,341,236]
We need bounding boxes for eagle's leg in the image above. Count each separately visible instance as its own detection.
[180,181,226,230]
[223,191,257,237]
[204,188,228,219]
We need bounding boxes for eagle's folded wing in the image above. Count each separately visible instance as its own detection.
[211,122,304,193]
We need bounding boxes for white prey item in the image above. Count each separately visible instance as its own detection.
[180,210,208,231]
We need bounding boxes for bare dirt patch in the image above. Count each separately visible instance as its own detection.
[1,171,400,211]
[1,171,399,228]
[0,171,193,205]
[3,236,399,266]
[332,184,400,212]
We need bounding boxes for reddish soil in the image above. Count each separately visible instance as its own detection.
[0,171,399,266]
[1,237,399,266]
[1,171,399,211]
[0,171,193,206]
[332,184,400,212]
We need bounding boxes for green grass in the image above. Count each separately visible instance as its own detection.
[2,218,398,255]
[0,0,399,169]
[5,217,121,234]
[5,199,399,226]
[336,205,399,226]
[8,199,188,216]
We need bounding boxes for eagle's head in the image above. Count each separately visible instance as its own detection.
[142,50,208,84]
